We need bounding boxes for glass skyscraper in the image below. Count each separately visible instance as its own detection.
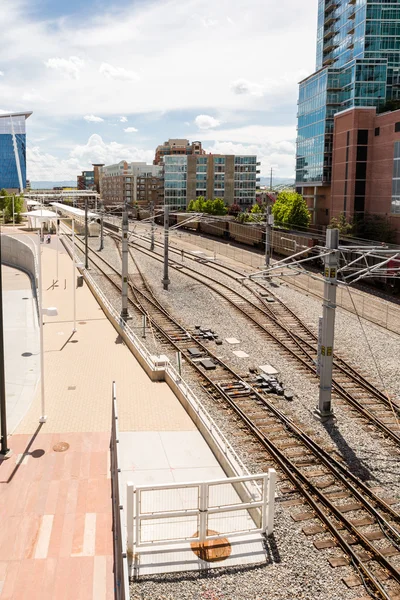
[296,1,400,187]
[0,112,32,190]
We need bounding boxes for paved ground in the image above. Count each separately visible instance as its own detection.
[1,230,254,597]
[0,231,199,599]
[2,265,39,433]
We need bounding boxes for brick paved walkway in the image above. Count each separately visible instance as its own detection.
[0,232,195,599]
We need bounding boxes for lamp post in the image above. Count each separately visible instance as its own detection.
[37,232,46,423]
[0,232,11,456]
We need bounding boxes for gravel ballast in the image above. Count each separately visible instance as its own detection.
[72,231,400,600]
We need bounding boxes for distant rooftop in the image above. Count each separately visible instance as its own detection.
[0,111,32,119]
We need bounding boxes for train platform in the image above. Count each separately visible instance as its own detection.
[0,230,266,598]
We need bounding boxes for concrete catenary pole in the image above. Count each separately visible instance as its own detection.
[150,201,155,252]
[315,228,339,421]
[265,204,272,269]
[162,204,170,291]
[99,200,104,251]
[121,203,129,320]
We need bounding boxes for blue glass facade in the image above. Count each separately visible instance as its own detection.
[0,113,30,190]
[296,1,400,186]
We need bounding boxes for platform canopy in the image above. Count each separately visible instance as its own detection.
[50,202,98,219]
[20,209,58,229]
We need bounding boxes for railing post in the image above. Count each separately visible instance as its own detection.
[135,487,140,551]
[266,468,276,536]
[199,483,207,544]
[127,482,134,555]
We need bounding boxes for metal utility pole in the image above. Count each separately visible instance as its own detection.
[265,205,273,268]
[99,200,104,251]
[12,195,15,227]
[269,167,273,192]
[162,204,170,291]
[150,202,155,252]
[84,198,89,269]
[315,228,339,422]
[0,234,10,456]
[121,204,129,320]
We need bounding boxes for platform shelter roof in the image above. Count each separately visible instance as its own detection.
[50,202,98,219]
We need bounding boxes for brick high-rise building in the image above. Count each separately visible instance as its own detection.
[154,139,205,165]
[330,106,400,243]
[100,161,163,207]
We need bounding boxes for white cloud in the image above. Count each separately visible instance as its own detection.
[120,116,128,122]
[99,63,139,81]
[231,79,265,97]
[194,114,221,130]
[0,71,4,76]
[27,134,154,180]
[124,126,138,133]
[22,88,46,103]
[44,56,84,79]
[84,114,104,123]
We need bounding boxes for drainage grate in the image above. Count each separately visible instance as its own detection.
[53,442,69,452]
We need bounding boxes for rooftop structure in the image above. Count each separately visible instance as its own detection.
[154,138,205,165]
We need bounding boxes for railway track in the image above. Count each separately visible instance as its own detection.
[112,232,400,446]
[66,230,400,599]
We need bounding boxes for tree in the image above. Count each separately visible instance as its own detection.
[328,212,353,235]
[272,191,311,229]
[228,203,241,216]
[249,202,264,223]
[3,194,24,223]
[187,196,227,215]
[0,189,7,212]
[353,212,397,244]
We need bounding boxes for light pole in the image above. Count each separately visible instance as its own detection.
[37,232,47,423]
[84,198,89,269]
[0,232,11,456]
[72,219,77,332]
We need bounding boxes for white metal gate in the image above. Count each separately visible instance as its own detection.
[126,470,276,555]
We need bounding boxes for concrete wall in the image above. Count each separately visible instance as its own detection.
[1,234,38,288]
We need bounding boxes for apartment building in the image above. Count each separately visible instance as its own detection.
[154,139,205,165]
[100,161,163,207]
[164,154,259,209]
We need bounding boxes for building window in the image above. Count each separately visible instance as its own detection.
[395,122,400,133]
[391,141,400,214]
[374,127,380,136]
[357,129,369,145]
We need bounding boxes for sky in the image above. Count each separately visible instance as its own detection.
[0,0,318,182]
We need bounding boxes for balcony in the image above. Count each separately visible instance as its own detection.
[347,24,355,34]
[323,39,338,53]
[323,54,336,66]
[349,0,356,4]
[324,24,339,40]
[324,13,338,27]
[324,1,337,15]
[348,8,355,19]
